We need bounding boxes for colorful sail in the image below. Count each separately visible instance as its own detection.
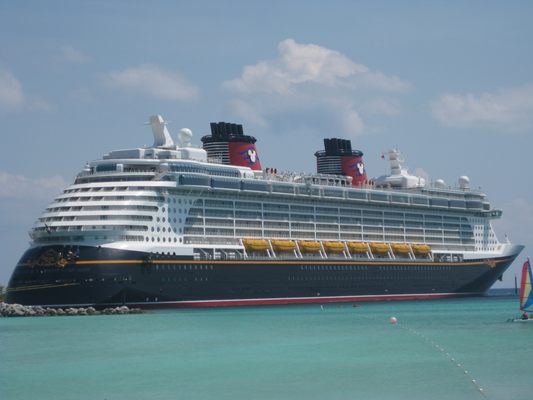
[519,259,533,311]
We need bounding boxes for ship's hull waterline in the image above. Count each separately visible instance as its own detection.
[6,245,517,308]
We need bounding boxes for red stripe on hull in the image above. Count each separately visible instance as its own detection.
[130,292,477,309]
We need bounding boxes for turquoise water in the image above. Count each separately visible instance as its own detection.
[1,294,531,400]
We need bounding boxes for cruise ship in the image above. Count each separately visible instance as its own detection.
[6,116,523,307]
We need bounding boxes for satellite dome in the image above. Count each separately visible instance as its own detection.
[458,176,470,190]
[435,179,446,189]
[179,128,193,147]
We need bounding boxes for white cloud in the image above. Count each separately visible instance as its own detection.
[431,84,533,131]
[61,45,91,63]
[104,64,198,101]
[227,99,268,127]
[224,39,409,94]
[361,98,401,116]
[223,39,410,137]
[0,69,52,112]
[0,69,24,110]
[0,171,67,200]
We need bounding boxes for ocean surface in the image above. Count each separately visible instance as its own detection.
[1,290,531,400]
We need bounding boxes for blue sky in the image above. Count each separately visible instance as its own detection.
[1,1,532,287]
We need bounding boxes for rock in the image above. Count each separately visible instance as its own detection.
[13,308,25,317]
[0,302,144,317]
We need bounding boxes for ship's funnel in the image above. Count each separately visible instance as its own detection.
[201,122,262,170]
[315,138,367,186]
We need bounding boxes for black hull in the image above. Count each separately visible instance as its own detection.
[6,245,516,308]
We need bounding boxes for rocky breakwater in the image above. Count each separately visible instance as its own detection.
[0,302,144,317]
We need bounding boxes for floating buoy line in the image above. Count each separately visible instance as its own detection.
[324,305,490,398]
[395,323,488,398]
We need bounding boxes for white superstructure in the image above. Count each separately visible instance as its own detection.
[30,115,519,263]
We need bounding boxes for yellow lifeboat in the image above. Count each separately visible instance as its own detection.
[370,243,390,253]
[348,242,369,253]
[323,241,345,253]
[243,239,269,251]
[391,243,412,254]
[271,240,296,251]
[298,240,321,253]
[412,244,431,254]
